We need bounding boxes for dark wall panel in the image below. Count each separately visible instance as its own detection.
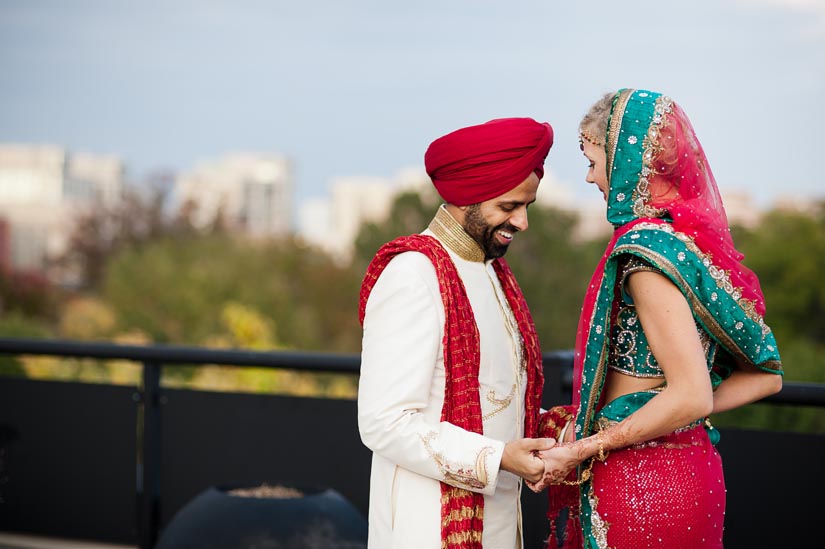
[719,428,824,548]
[0,377,137,542]
[158,388,372,530]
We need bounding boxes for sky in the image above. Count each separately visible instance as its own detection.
[1,0,824,216]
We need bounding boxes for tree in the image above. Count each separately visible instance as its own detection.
[0,268,57,322]
[0,311,52,376]
[728,202,825,390]
[56,186,200,290]
[352,188,442,273]
[102,233,363,352]
[732,204,825,347]
[505,206,605,352]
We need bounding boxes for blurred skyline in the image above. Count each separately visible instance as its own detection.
[1,0,824,214]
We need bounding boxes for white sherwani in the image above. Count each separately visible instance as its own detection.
[358,206,527,549]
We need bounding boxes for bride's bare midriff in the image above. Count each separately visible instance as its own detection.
[602,369,665,404]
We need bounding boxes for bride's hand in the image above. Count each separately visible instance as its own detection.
[528,443,587,492]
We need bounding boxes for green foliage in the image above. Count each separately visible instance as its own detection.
[57,186,201,290]
[731,203,825,385]
[102,233,363,352]
[353,188,442,274]
[733,205,825,349]
[0,312,53,376]
[505,206,605,351]
[58,296,118,340]
[718,204,825,432]
[0,269,58,322]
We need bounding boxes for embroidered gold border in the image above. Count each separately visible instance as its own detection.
[428,205,485,263]
[620,223,774,334]
[420,431,493,490]
[587,490,611,549]
[613,243,759,369]
[581,273,611,438]
[475,446,493,486]
[606,89,635,183]
[619,262,661,288]
[632,95,672,218]
[608,365,665,379]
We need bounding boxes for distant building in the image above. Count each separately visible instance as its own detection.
[298,168,430,261]
[173,153,292,237]
[66,151,123,208]
[328,176,396,254]
[773,193,823,215]
[297,198,333,250]
[543,181,768,241]
[298,167,618,258]
[720,189,762,229]
[297,167,824,262]
[535,168,613,241]
[0,144,124,275]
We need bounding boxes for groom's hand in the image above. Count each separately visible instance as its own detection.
[500,437,556,484]
[528,444,583,492]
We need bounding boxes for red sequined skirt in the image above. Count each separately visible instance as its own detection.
[587,424,725,548]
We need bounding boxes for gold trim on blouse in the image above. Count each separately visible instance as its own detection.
[428,205,486,263]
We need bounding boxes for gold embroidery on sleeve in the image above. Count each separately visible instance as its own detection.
[420,431,494,490]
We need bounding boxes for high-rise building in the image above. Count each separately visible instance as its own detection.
[0,144,124,274]
[174,153,292,237]
[720,189,761,229]
[535,168,614,241]
[298,168,431,261]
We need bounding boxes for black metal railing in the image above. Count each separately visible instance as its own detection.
[1,337,823,548]
[0,338,360,549]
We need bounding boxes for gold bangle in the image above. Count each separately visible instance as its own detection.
[558,419,571,443]
[595,433,608,462]
[557,434,608,486]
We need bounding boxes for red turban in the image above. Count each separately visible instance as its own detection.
[424,117,554,206]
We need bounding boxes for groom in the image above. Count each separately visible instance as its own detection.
[358,117,556,549]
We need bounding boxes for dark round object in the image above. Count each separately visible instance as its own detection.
[155,484,367,549]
